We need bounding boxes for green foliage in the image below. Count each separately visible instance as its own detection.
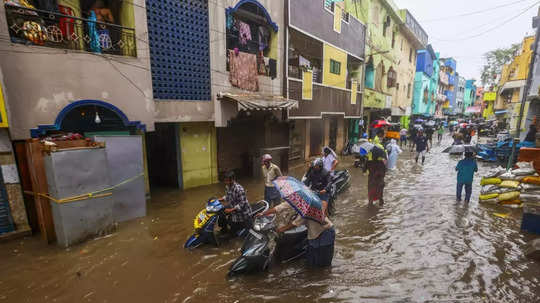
[480,43,520,86]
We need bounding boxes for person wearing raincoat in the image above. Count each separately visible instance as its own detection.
[360,142,388,206]
[386,139,402,170]
[322,146,339,175]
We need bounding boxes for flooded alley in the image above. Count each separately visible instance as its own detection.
[1,137,539,303]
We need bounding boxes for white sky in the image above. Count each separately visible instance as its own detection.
[393,0,540,83]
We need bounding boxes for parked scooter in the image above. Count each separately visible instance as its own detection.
[184,199,269,249]
[228,214,308,276]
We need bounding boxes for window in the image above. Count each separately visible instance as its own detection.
[324,0,334,12]
[365,59,375,89]
[409,48,413,62]
[383,16,391,37]
[330,59,341,75]
[342,10,350,22]
[400,39,403,51]
[407,83,412,98]
[387,67,397,88]
[391,31,396,48]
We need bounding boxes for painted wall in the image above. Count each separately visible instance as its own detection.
[391,23,419,116]
[0,1,155,140]
[323,44,348,89]
[346,0,401,109]
[290,0,366,59]
[179,122,218,189]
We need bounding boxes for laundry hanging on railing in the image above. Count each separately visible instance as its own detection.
[229,50,259,92]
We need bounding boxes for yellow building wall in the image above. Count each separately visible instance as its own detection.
[302,71,313,100]
[0,82,9,127]
[351,79,358,104]
[179,122,218,189]
[333,5,342,33]
[511,88,520,102]
[323,43,348,89]
[392,28,417,110]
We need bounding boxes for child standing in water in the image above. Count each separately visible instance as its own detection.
[455,152,478,202]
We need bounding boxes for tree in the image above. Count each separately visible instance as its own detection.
[480,43,520,87]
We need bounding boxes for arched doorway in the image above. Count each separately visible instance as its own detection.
[31,100,145,137]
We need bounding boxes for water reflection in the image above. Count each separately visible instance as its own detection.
[0,137,539,302]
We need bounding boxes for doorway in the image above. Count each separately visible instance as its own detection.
[310,119,323,157]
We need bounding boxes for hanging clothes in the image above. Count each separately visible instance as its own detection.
[258,26,270,51]
[269,59,277,79]
[58,5,75,40]
[88,10,101,53]
[229,49,259,91]
[237,21,252,46]
[258,51,267,75]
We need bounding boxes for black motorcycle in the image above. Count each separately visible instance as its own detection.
[228,214,308,276]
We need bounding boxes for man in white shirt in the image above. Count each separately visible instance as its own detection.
[261,154,282,206]
[322,147,338,174]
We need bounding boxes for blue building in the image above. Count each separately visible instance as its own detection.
[412,45,439,116]
[439,58,457,116]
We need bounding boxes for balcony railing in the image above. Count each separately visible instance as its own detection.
[5,4,136,57]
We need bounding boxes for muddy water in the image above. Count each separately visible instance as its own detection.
[1,136,539,303]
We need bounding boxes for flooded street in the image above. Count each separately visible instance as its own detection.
[1,136,539,303]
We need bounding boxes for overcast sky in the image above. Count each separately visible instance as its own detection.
[393,0,540,84]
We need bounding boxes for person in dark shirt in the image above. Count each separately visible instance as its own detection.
[425,127,434,148]
[409,126,418,152]
[524,124,537,143]
[304,158,332,215]
[415,130,429,165]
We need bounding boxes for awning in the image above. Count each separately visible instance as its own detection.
[465,106,482,114]
[499,80,526,94]
[495,110,508,115]
[219,92,299,111]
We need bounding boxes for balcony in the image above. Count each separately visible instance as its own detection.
[445,90,454,101]
[5,4,136,57]
[448,74,456,86]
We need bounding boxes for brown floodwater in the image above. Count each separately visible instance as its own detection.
[1,136,539,303]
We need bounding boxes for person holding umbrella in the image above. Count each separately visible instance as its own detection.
[257,175,335,267]
[455,152,478,202]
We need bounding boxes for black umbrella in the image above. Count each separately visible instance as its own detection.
[442,145,478,154]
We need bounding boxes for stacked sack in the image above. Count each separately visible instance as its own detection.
[479,162,540,208]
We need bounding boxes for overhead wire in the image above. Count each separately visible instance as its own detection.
[432,0,540,42]
[420,0,535,22]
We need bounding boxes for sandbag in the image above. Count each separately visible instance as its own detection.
[481,185,501,195]
[522,183,540,191]
[502,203,523,209]
[498,191,520,202]
[499,172,523,181]
[516,162,533,169]
[479,198,499,205]
[512,168,537,176]
[500,199,522,205]
[481,178,502,186]
[485,167,506,178]
[520,193,539,203]
[522,176,540,185]
[500,186,523,194]
[480,193,499,201]
[500,180,520,188]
